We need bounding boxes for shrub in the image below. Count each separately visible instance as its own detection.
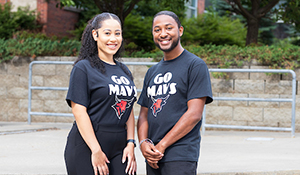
[123,14,154,52]
[125,44,300,70]
[184,44,300,70]
[181,13,247,46]
[0,38,80,63]
[0,3,17,39]
[0,38,13,62]
[0,3,39,39]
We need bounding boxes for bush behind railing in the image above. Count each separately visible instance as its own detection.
[128,44,300,70]
[1,38,300,70]
[0,38,80,63]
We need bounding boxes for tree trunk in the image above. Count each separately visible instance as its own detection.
[246,18,260,45]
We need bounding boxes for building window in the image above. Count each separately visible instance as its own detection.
[186,0,198,18]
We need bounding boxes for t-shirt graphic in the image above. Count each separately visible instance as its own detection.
[150,94,169,117]
[147,72,176,117]
[109,75,137,120]
[112,96,135,119]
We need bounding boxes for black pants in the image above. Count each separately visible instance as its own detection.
[64,122,129,175]
[146,161,197,175]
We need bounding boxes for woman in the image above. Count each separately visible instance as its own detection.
[64,13,137,175]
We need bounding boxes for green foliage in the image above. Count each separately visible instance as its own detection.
[131,0,187,19]
[126,47,164,60]
[125,44,300,70]
[275,0,300,33]
[14,31,53,40]
[0,38,80,63]
[213,0,278,45]
[0,3,39,39]
[0,38,13,62]
[0,3,17,39]
[186,44,300,70]
[181,13,247,46]
[14,6,38,30]
[123,14,154,52]
[258,14,277,45]
[292,37,300,46]
[123,0,188,52]
[69,2,101,40]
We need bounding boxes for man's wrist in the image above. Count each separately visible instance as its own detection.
[139,138,154,148]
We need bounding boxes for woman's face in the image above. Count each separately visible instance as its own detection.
[93,19,122,58]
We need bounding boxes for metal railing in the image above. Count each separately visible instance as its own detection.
[202,69,296,137]
[27,61,157,124]
[28,61,296,137]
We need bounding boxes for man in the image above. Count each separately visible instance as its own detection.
[137,10,213,175]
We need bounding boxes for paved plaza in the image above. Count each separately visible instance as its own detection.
[0,122,299,175]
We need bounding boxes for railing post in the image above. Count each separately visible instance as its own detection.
[27,62,33,125]
[291,70,296,137]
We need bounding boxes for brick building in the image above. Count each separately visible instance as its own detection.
[1,0,80,37]
[186,0,205,18]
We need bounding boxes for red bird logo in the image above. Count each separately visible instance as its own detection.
[150,95,169,117]
[112,96,134,119]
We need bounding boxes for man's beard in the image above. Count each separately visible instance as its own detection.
[154,37,180,52]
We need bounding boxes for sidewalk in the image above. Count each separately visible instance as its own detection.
[0,122,299,175]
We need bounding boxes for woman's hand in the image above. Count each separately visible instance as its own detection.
[91,149,110,175]
[122,143,137,175]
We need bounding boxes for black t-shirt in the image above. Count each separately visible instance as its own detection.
[66,59,137,126]
[138,50,213,162]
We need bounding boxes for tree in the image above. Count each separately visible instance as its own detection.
[221,0,280,45]
[275,0,300,33]
[217,0,300,46]
[57,0,142,25]
[58,0,191,25]
[58,0,189,50]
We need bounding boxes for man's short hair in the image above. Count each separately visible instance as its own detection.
[153,11,181,28]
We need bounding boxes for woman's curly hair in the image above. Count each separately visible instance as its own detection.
[74,12,133,80]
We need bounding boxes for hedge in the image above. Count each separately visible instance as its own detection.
[127,44,300,70]
[0,38,80,63]
[1,38,300,71]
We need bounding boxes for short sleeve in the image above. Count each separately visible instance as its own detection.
[187,62,213,104]
[66,66,90,108]
[137,70,150,107]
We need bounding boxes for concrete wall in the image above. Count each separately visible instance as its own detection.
[0,57,299,131]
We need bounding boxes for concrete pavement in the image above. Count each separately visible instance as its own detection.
[0,122,299,175]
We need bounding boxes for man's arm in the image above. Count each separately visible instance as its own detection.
[155,97,206,154]
[137,106,163,169]
[137,106,149,145]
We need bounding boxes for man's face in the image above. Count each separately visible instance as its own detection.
[152,15,183,52]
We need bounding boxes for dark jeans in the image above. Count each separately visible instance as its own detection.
[146,161,197,175]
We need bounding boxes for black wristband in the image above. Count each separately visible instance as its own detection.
[127,139,136,147]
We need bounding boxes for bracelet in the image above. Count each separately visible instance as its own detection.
[139,138,154,148]
[127,139,136,147]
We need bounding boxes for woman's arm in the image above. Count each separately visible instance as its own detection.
[122,110,136,175]
[71,102,109,175]
[126,110,135,142]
